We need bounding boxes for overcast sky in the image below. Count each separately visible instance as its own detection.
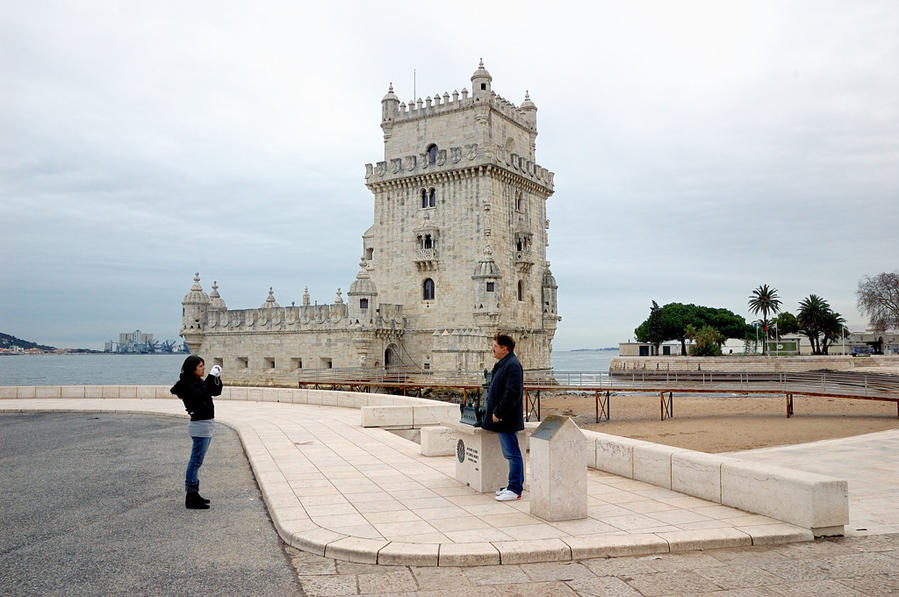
[2,1,897,351]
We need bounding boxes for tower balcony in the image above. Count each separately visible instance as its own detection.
[515,250,534,274]
[414,248,438,271]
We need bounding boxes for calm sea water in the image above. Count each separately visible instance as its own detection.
[0,349,618,386]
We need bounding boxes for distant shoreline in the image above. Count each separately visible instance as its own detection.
[569,348,618,352]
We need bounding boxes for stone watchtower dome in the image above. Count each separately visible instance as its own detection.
[470,58,492,102]
[348,263,379,322]
[181,273,210,353]
[472,246,502,325]
[208,281,227,312]
[261,287,280,309]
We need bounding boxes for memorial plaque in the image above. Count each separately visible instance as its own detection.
[531,414,565,441]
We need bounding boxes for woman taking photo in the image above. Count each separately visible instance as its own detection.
[170,355,222,509]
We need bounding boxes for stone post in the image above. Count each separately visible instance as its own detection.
[529,415,588,521]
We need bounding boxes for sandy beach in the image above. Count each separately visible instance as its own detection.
[538,390,899,453]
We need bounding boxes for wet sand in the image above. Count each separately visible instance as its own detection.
[537,391,899,453]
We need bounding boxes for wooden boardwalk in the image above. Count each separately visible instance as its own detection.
[295,368,899,422]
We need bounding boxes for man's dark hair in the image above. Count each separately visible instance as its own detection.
[494,333,515,352]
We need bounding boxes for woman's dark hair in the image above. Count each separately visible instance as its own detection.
[180,355,205,381]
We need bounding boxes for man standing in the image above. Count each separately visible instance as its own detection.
[483,334,525,501]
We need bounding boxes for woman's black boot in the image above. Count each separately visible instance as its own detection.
[185,491,210,509]
[196,493,210,504]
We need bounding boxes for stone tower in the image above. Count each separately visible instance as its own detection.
[364,60,560,371]
[179,61,560,384]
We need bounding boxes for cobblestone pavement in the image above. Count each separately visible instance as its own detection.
[286,533,899,596]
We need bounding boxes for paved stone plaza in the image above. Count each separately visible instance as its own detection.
[2,396,897,595]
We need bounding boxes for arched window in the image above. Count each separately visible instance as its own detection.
[427,144,438,164]
[517,280,524,301]
[421,188,428,208]
[516,192,523,212]
[359,298,369,310]
[423,278,435,300]
[428,188,436,207]
[424,234,432,249]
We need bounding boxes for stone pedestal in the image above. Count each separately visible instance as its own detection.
[529,415,588,521]
[446,422,526,493]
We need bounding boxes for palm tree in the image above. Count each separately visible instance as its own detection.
[748,284,782,354]
[798,294,831,355]
[821,310,847,355]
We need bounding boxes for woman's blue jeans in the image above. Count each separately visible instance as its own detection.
[498,432,524,495]
[185,436,212,492]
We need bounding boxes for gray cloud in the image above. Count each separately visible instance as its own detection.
[2,1,897,349]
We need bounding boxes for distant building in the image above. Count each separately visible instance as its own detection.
[105,330,154,353]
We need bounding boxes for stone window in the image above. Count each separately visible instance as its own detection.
[264,357,275,369]
[427,143,438,165]
[420,188,436,208]
[480,83,487,90]
[291,358,302,370]
[423,234,433,249]
[516,192,523,212]
[237,357,248,369]
[486,281,495,292]
[360,298,369,309]
[517,280,524,301]
[423,278,435,301]
[320,357,332,369]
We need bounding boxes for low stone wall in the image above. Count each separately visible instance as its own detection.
[0,384,461,413]
[585,429,848,537]
[610,354,899,373]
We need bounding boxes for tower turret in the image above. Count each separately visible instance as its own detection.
[208,281,226,312]
[541,262,560,324]
[348,262,379,323]
[261,287,280,308]
[381,83,399,140]
[472,246,502,327]
[470,59,493,102]
[180,273,210,353]
[520,90,537,129]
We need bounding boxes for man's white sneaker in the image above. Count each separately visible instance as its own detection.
[495,489,521,501]
[495,487,507,496]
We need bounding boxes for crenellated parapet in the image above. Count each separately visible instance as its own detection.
[385,89,534,130]
[365,143,554,192]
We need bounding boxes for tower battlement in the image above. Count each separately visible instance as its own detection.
[384,88,534,131]
[365,143,553,191]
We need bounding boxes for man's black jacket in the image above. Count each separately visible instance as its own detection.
[481,351,524,433]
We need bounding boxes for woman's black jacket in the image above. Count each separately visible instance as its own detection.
[170,375,222,421]
[481,352,525,433]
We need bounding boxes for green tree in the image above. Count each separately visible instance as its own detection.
[685,324,725,356]
[748,284,782,353]
[798,294,831,355]
[820,310,848,355]
[774,311,799,336]
[635,302,753,355]
[645,300,665,354]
